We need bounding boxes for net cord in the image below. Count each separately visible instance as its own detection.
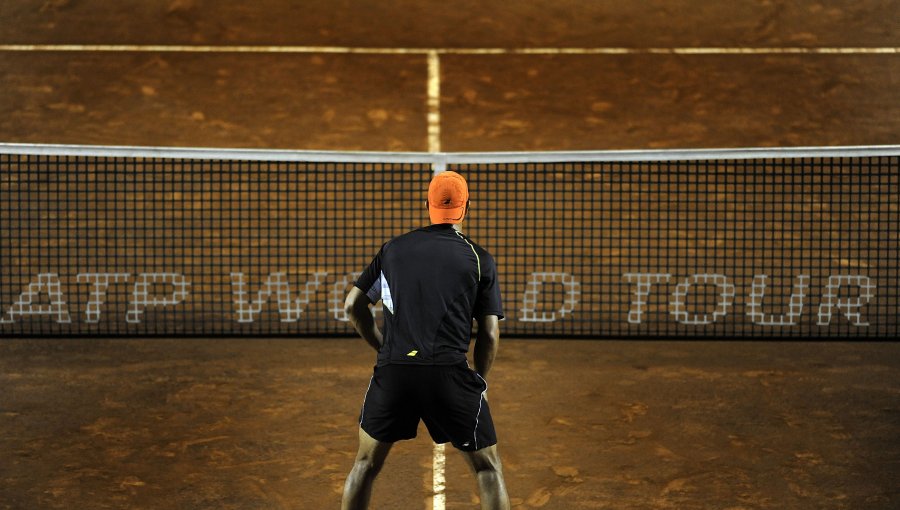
[1,142,898,163]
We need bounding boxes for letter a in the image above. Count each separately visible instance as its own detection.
[0,273,72,324]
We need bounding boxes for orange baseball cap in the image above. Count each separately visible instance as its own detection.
[428,171,469,224]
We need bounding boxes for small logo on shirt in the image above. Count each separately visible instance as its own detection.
[407,350,418,357]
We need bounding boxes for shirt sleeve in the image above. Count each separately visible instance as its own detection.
[354,246,384,304]
[473,252,504,320]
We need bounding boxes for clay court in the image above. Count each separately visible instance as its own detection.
[1,1,899,509]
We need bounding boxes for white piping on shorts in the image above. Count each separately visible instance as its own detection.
[359,375,375,427]
[473,373,488,450]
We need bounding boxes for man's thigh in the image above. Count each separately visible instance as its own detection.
[353,425,393,465]
[460,443,503,472]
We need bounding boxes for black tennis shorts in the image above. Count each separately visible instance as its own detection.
[358,362,497,452]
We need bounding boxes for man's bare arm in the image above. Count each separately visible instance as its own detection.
[344,286,383,351]
[473,315,500,379]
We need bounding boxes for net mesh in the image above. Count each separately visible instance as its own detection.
[1,150,897,337]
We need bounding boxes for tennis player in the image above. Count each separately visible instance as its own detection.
[341,171,510,509]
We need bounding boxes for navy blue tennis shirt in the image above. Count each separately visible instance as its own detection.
[354,224,504,366]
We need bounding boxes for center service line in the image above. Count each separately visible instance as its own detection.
[426,50,447,510]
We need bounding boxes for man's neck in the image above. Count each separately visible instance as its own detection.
[429,223,463,232]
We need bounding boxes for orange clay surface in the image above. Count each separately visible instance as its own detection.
[1,1,898,508]
[1,1,899,151]
[2,339,899,509]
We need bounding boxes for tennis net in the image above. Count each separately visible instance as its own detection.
[1,143,898,338]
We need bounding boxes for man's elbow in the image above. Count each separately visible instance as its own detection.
[344,287,368,320]
[343,299,356,319]
[476,315,501,344]
[483,328,500,347]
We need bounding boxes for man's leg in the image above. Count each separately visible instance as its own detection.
[341,427,393,510]
[460,444,510,510]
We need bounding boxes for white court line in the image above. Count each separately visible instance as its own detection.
[432,442,446,510]
[427,52,445,510]
[0,44,897,54]
[427,51,441,154]
[428,70,446,508]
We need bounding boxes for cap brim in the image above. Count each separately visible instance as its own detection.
[429,204,466,224]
